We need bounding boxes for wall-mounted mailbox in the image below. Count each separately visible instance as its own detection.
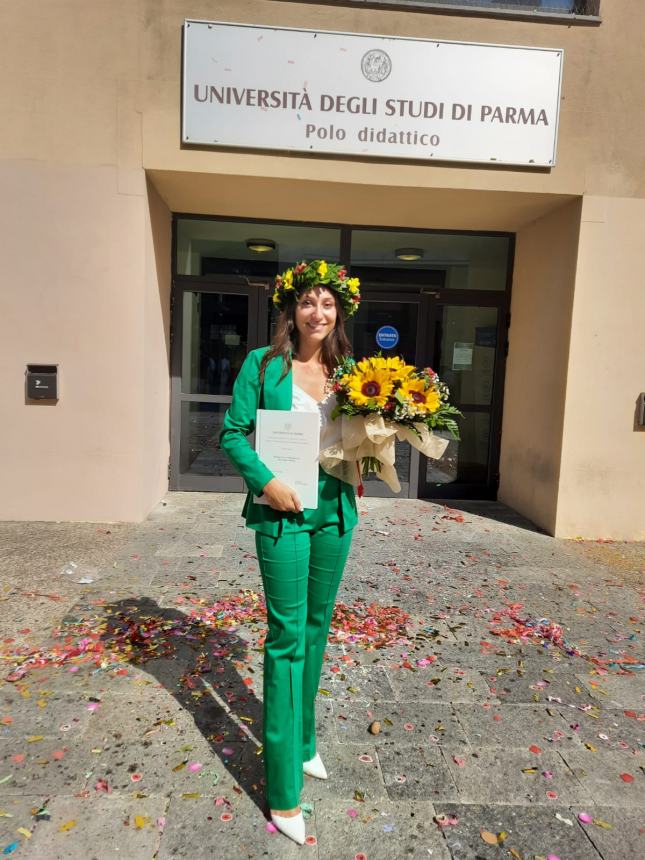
[26,364,58,400]
[638,392,645,427]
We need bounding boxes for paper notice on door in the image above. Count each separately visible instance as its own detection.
[253,409,320,509]
[452,342,473,371]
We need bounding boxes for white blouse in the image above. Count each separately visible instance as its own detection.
[291,383,341,452]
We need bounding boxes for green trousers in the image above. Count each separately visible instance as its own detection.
[255,471,354,809]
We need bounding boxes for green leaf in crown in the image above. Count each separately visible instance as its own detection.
[272,259,361,318]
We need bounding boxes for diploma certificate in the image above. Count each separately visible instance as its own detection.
[253,409,320,510]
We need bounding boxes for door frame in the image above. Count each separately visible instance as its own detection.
[416,288,510,500]
[169,275,271,491]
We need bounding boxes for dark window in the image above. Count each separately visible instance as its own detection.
[290,1,601,17]
[427,0,598,12]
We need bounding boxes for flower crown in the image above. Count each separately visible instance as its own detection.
[272,260,361,318]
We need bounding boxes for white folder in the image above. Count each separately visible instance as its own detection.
[253,409,320,510]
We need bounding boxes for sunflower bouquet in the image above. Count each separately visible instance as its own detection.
[320,355,462,494]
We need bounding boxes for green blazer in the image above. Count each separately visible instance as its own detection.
[219,347,358,538]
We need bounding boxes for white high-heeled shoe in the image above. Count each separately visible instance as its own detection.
[303,751,328,780]
[270,810,306,845]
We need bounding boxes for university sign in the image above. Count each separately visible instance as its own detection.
[182,20,563,168]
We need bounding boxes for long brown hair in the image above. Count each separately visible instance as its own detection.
[259,288,352,381]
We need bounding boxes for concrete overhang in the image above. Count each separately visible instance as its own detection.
[146,167,578,232]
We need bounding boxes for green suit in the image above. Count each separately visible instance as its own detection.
[219,347,357,808]
[220,346,358,537]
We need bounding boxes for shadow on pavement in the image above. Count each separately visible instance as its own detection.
[425,499,547,533]
[98,596,268,814]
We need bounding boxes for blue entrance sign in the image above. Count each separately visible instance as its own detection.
[375,325,399,350]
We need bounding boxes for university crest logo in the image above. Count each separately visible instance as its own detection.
[361,49,392,83]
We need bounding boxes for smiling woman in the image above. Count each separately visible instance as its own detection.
[218,259,360,844]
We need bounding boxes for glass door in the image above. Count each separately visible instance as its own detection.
[170,279,270,490]
[417,294,506,499]
[347,290,426,497]
[347,289,507,500]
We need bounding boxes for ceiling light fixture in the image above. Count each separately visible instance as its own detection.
[246,238,276,253]
[395,247,424,261]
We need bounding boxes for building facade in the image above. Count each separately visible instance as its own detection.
[2,0,644,538]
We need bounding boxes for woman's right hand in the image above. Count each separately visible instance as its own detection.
[261,478,304,513]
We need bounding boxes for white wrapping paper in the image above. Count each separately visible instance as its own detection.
[320,413,450,492]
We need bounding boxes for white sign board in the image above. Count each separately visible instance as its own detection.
[182,20,563,168]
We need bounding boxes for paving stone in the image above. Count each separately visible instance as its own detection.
[434,803,601,859]
[0,692,96,739]
[80,733,226,796]
[0,736,95,795]
[26,793,168,859]
[157,794,308,859]
[11,664,140,697]
[386,664,494,704]
[0,794,49,845]
[493,670,598,706]
[454,703,582,750]
[153,557,220,577]
[558,749,645,806]
[108,558,175,576]
[416,643,554,671]
[318,665,396,701]
[313,798,451,859]
[556,705,645,752]
[334,702,469,747]
[571,804,645,858]
[310,699,339,748]
[580,672,645,708]
[559,620,629,652]
[441,619,494,647]
[301,741,387,802]
[478,565,583,585]
[376,742,459,801]
[156,542,224,558]
[496,579,596,606]
[442,749,591,805]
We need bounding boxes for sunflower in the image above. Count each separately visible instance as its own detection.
[383,356,415,381]
[399,378,441,415]
[347,366,394,408]
[356,356,384,374]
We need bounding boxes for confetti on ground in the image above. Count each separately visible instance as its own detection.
[0,505,642,857]
[2,592,413,683]
[489,606,581,655]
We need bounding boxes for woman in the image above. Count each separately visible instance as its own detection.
[219,260,361,845]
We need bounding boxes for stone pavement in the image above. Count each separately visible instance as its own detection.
[0,494,643,859]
